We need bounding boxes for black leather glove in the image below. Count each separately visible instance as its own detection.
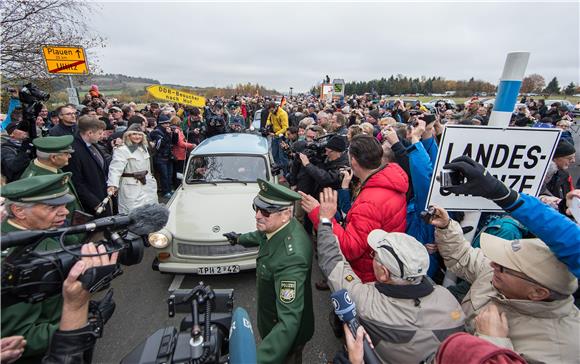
[441,156,518,207]
[89,288,115,325]
[223,232,241,246]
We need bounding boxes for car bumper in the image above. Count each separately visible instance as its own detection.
[153,255,257,274]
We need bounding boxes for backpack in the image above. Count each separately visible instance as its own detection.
[472,216,529,248]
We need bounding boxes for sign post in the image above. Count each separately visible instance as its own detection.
[41,45,89,106]
[41,45,89,75]
[332,79,345,100]
[426,125,561,211]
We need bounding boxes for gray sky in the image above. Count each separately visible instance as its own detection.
[89,1,579,93]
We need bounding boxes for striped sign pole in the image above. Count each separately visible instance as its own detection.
[443,52,531,288]
[488,52,530,127]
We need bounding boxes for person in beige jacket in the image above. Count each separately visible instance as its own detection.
[107,124,158,214]
[430,206,579,364]
[315,189,465,364]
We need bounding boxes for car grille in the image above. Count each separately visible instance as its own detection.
[177,243,258,257]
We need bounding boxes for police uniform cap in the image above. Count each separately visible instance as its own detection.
[254,178,301,211]
[33,135,74,153]
[1,173,75,205]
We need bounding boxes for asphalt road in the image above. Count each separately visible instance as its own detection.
[93,247,341,364]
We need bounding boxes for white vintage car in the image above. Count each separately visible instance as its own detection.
[150,133,276,275]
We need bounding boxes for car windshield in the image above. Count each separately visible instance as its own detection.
[185,155,267,184]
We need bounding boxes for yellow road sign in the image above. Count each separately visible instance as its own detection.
[146,85,206,108]
[41,45,89,75]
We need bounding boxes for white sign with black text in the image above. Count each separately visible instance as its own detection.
[426,125,561,211]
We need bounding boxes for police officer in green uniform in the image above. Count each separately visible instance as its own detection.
[20,135,84,216]
[1,173,77,363]
[224,179,314,364]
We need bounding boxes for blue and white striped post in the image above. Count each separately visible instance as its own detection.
[488,52,530,127]
[443,52,531,288]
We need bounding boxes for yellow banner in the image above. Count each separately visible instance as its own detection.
[146,85,206,108]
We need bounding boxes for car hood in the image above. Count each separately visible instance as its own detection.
[166,184,259,242]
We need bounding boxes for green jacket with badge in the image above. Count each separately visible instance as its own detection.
[0,220,64,363]
[0,172,83,363]
[239,218,314,364]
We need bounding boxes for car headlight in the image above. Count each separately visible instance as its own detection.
[148,232,169,249]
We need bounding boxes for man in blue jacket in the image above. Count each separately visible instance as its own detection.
[442,155,580,278]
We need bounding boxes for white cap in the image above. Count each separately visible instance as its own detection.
[367,230,430,280]
[481,234,577,295]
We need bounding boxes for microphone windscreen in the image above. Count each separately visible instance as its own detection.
[128,203,169,235]
[331,289,357,323]
[229,307,256,364]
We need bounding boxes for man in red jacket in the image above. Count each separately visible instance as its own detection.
[300,134,408,283]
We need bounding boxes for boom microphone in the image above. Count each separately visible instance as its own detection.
[229,307,257,364]
[331,289,381,364]
[1,203,169,249]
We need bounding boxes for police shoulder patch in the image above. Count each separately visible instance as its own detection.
[279,280,296,304]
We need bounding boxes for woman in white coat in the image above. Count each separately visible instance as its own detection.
[107,124,158,214]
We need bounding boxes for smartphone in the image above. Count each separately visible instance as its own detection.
[420,206,436,224]
[439,169,464,188]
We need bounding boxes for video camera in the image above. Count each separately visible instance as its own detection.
[16,83,50,154]
[1,203,169,307]
[122,283,235,364]
[301,133,335,165]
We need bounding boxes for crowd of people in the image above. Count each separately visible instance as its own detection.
[0,84,579,364]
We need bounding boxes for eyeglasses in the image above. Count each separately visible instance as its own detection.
[61,112,76,116]
[252,204,287,217]
[492,262,543,287]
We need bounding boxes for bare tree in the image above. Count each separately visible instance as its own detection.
[521,74,546,94]
[1,0,104,81]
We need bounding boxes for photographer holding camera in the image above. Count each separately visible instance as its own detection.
[1,122,32,183]
[204,102,227,138]
[0,173,114,363]
[298,135,349,198]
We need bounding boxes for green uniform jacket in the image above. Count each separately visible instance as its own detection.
[0,220,63,363]
[20,159,84,214]
[239,218,314,364]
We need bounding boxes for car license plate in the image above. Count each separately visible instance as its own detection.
[197,265,240,275]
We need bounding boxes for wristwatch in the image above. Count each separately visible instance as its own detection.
[320,218,332,227]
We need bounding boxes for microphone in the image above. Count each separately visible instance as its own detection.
[228,307,257,364]
[331,289,381,364]
[1,203,169,249]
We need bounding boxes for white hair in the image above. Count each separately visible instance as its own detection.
[5,200,35,218]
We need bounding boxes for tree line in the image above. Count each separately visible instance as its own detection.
[312,74,578,97]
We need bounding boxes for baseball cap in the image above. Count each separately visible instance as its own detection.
[367,230,429,280]
[109,106,122,113]
[481,234,577,295]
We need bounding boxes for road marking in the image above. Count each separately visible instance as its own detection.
[168,274,185,292]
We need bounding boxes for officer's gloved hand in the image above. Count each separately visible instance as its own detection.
[441,156,518,207]
[223,232,241,246]
[89,288,115,325]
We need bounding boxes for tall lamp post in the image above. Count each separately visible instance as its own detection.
[289,87,293,97]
